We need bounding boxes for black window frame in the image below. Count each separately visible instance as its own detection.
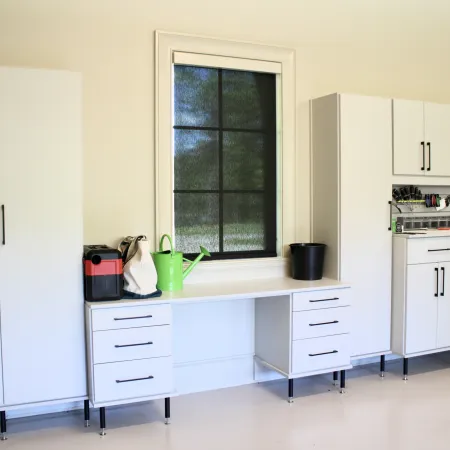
[173,65,277,261]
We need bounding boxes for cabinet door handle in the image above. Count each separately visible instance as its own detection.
[1,205,5,245]
[421,141,425,170]
[435,267,439,297]
[442,267,445,297]
[427,142,431,171]
[114,315,153,321]
[309,320,339,327]
[308,350,338,357]
[116,375,154,384]
[309,298,339,303]
[428,249,450,252]
[388,201,392,231]
[114,341,153,348]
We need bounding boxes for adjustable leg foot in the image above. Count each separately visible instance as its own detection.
[99,407,106,436]
[288,378,294,403]
[340,370,346,394]
[0,411,6,441]
[164,397,171,425]
[403,357,408,381]
[84,399,90,427]
[333,371,339,386]
[380,355,385,378]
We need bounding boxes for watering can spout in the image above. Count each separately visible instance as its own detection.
[182,246,211,279]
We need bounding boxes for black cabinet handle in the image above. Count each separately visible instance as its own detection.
[428,249,450,252]
[309,320,339,327]
[442,267,445,297]
[388,201,392,231]
[435,267,439,297]
[309,298,339,303]
[1,205,4,245]
[421,141,425,170]
[309,350,338,357]
[114,315,153,321]
[427,142,431,171]
[115,341,153,348]
[116,375,154,384]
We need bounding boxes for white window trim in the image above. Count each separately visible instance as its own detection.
[155,31,296,280]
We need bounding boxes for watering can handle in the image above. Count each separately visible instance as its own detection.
[159,234,174,255]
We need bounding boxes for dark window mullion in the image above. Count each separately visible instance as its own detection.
[218,69,224,253]
[174,125,268,134]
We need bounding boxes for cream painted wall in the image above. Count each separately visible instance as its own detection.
[2,0,450,247]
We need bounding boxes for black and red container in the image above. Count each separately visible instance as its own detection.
[83,245,123,301]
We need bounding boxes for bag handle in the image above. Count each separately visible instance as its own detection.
[159,234,174,255]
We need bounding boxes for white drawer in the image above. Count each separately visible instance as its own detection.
[93,326,172,364]
[94,357,173,403]
[407,238,450,264]
[291,334,350,374]
[292,289,350,312]
[92,304,171,331]
[292,307,350,340]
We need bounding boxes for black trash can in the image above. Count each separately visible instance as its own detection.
[289,243,326,280]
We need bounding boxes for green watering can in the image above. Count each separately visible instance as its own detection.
[152,234,211,291]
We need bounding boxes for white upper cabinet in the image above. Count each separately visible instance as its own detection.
[393,99,450,177]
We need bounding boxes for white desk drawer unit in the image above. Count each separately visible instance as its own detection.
[293,289,350,311]
[85,302,173,435]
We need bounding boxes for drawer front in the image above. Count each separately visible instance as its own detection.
[292,307,350,340]
[407,238,450,264]
[292,334,350,374]
[292,289,350,312]
[93,326,172,364]
[94,357,173,403]
[92,304,171,331]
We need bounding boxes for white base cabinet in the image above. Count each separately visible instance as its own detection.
[392,235,450,378]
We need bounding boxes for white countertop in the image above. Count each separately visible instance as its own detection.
[394,230,450,239]
[86,277,349,309]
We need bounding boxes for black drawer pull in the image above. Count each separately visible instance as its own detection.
[116,375,154,383]
[428,249,450,252]
[115,341,153,348]
[309,320,339,327]
[114,315,153,321]
[309,297,339,303]
[309,350,338,357]
[1,205,5,245]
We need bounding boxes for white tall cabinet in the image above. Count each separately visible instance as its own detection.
[0,68,86,420]
[311,94,392,359]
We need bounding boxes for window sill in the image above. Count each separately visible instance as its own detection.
[183,256,289,285]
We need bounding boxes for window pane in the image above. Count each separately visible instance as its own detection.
[222,70,275,130]
[174,130,219,190]
[223,193,264,251]
[174,193,220,254]
[174,66,219,127]
[223,131,265,190]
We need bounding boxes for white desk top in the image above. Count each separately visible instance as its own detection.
[86,277,349,309]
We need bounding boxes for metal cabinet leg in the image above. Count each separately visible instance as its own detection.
[403,357,409,381]
[380,355,386,378]
[288,378,294,403]
[333,371,339,386]
[340,370,346,394]
[99,407,106,436]
[0,411,6,441]
[84,400,90,427]
[165,398,171,424]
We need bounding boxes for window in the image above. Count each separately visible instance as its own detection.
[156,32,296,267]
[173,65,277,259]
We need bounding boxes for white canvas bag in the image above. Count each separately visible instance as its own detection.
[119,236,159,298]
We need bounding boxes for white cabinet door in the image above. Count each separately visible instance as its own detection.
[406,264,438,354]
[339,94,392,358]
[392,99,425,176]
[424,102,450,177]
[437,262,450,348]
[0,68,86,405]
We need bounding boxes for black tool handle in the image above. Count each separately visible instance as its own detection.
[114,315,153,321]
[309,350,338,357]
[1,205,4,245]
[309,321,339,327]
[388,201,392,231]
[116,375,154,384]
[427,142,431,171]
[435,267,439,297]
[442,267,445,297]
[421,141,425,170]
[114,342,153,348]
